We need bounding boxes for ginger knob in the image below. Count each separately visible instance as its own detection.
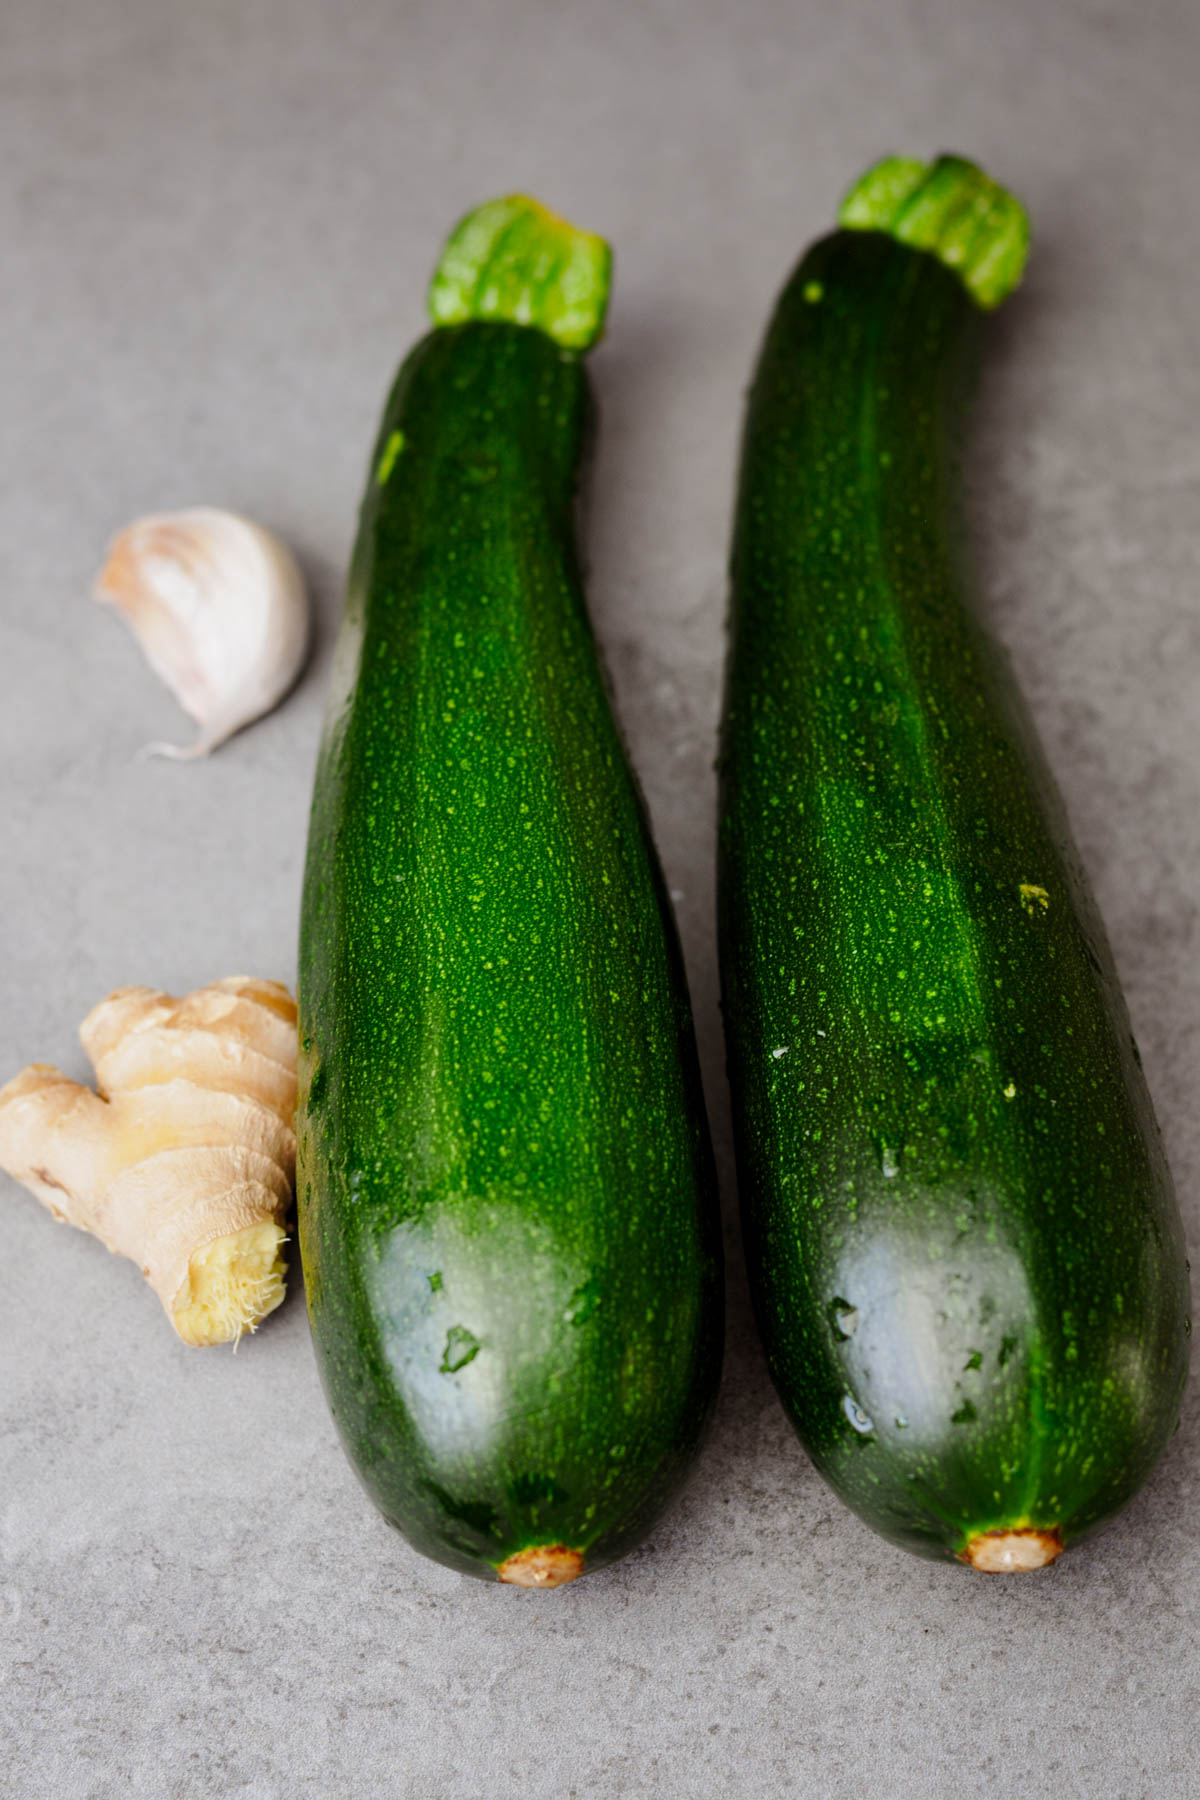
[0,977,297,1345]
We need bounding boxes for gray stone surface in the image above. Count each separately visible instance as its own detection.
[3,1,1199,1794]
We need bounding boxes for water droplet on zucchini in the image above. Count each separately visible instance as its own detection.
[829,1296,859,1339]
[843,1394,874,1435]
[440,1325,481,1373]
[565,1277,603,1325]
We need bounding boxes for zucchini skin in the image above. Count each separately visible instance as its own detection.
[299,320,722,1579]
[718,228,1190,1561]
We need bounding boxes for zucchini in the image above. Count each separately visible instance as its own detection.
[718,155,1190,1570]
[298,197,722,1586]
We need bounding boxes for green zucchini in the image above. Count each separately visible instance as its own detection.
[718,155,1190,1570]
[298,197,722,1586]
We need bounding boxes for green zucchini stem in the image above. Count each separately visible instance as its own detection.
[428,195,612,351]
[839,153,1031,308]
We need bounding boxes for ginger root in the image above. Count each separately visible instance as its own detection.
[0,977,297,1346]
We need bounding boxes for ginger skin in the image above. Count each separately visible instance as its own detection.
[0,977,297,1345]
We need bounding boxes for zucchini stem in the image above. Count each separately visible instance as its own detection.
[497,1545,585,1589]
[839,153,1030,308]
[428,195,611,350]
[960,1528,1064,1573]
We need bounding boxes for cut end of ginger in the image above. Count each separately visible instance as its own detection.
[172,1220,288,1347]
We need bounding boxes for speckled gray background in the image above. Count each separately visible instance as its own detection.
[3,1,1200,1795]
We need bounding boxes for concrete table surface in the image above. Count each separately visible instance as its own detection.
[3,2,1199,1794]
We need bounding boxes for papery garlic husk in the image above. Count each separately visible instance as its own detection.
[95,507,311,759]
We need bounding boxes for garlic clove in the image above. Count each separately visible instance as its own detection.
[95,507,311,759]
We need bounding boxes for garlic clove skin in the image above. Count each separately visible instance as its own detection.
[95,507,311,759]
